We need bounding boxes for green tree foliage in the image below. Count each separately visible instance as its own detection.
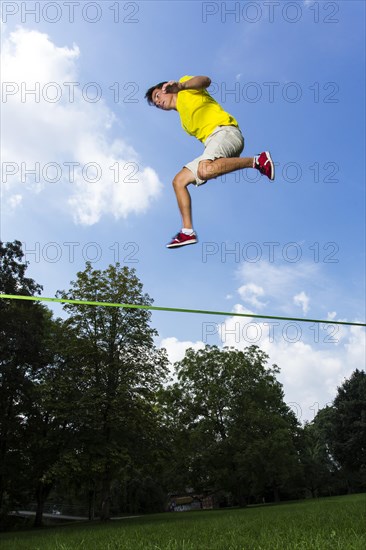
[299,420,335,497]
[331,370,366,474]
[315,370,366,492]
[0,241,58,527]
[164,345,302,504]
[0,240,42,297]
[55,263,169,519]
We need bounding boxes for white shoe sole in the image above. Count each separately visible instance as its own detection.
[265,151,275,181]
[166,238,198,248]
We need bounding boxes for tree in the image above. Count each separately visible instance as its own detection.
[165,345,302,505]
[0,241,56,527]
[56,262,169,519]
[318,370,366,492]
[299,420,335,498]
[21,316,80,527]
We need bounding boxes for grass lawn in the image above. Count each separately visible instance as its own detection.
[1,494,365,550]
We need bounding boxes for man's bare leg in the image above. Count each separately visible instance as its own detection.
[167,155,270,247]
[172,159,254,230]
[172,167,196,229]
[197,157,254,181]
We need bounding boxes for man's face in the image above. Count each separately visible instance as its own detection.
[152,88,175,110]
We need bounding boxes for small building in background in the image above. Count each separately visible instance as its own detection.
[168,492,217,512]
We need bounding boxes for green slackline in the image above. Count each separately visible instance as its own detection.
[0,294,365,327]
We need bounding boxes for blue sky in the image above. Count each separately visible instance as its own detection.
[1,0,365,422]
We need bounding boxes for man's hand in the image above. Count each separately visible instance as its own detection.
[162,81,184,94]
[162,76,211,94]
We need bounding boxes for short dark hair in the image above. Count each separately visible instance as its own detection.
[145,81,168,106]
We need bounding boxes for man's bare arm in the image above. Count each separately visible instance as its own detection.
[162,76,211,94]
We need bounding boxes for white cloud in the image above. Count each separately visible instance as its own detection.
[160,337,205,367]
[157,261,364,423]
[293,291,310,314]
[237,261,319,299]
[344,326,366,367]
[160,302,365,424]
[234,260,335,319]
[6,194,23,210]
[238,282,267,309]
[1,27,163,225]
[229,310,364,422]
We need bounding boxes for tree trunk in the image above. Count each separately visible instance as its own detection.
[0,397,14,514]
[34,481,52,527]
[100,473,112,521]
[89,487,96,521]
[273,486,280,502]
[346,477,354,494]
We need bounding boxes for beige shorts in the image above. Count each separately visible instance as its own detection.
[185,125,245,185]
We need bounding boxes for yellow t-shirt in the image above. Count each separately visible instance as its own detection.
[176,75,238,143]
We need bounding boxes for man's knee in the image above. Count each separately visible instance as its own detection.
[197,160,214,181]
[172,173,184,190]
[173,169,194,190]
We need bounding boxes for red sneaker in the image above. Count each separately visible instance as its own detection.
[255,151,275,180]
[166,231,198,248]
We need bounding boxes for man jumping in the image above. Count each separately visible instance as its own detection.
[145,75,274,248]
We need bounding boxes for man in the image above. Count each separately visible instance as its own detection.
[145,75,274,248]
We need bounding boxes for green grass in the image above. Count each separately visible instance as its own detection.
[1,494,365,550]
